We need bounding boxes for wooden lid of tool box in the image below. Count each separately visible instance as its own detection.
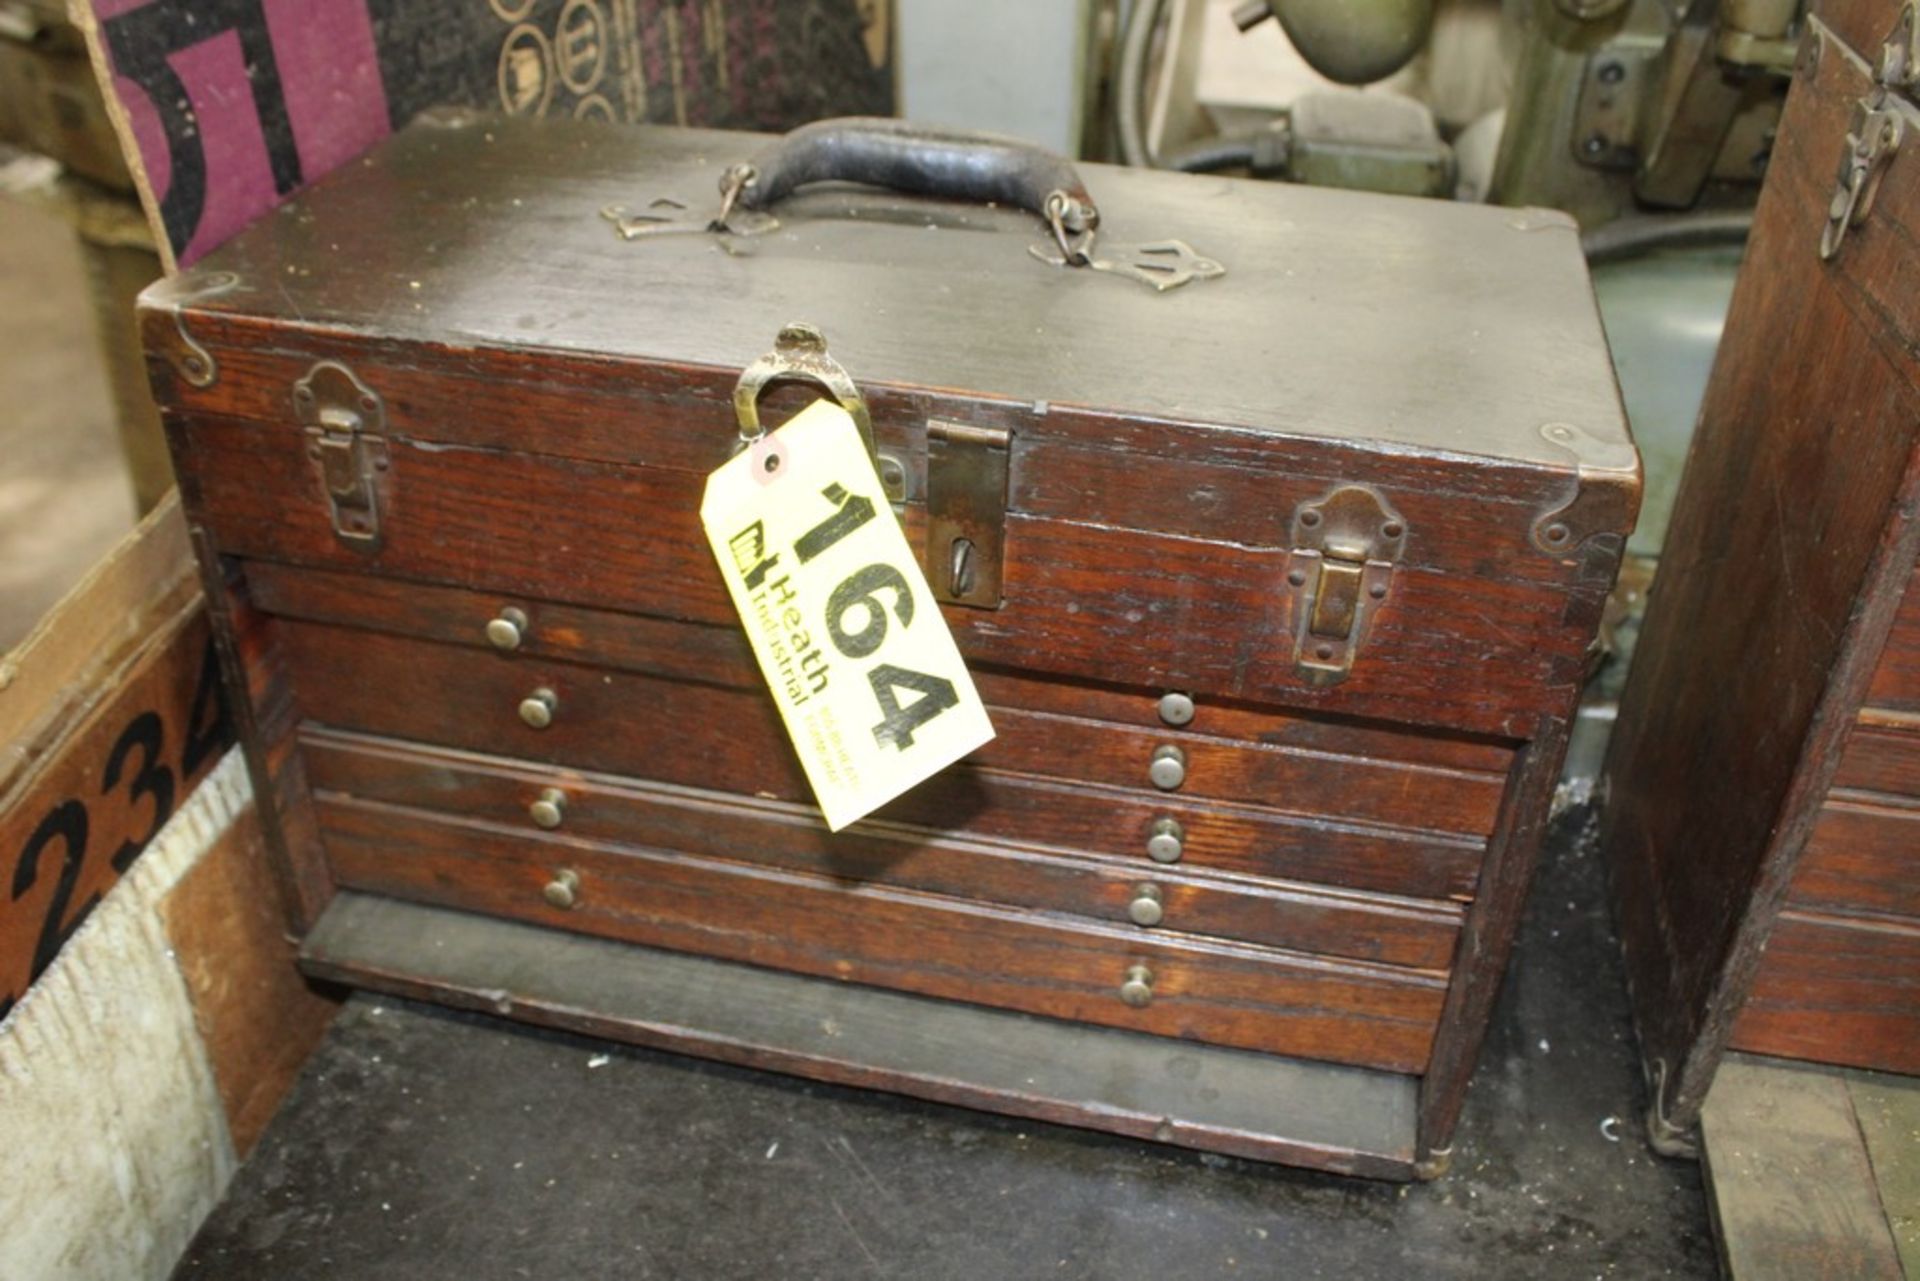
[138,114,1638,740]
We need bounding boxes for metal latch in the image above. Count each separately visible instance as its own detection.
[1819,3,1915,260]
[1284,485,1405,686]
[926,420,1011,608]
[294,360,389,547]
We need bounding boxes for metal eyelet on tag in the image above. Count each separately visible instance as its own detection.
[750,434,788,486]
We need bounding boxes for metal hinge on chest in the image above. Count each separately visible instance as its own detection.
[1819,2,1917,260]
[294,361,390,547]
[1284,486,1405,686]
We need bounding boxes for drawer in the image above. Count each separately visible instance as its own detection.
[1832,716,1920,799]
[1729,908,1920,1076]
[1863,559,1920,714]
[272,617,1501,836]
[1793,797,1920,920]
[246,561,1519,779]
[274,620,1491,899]
[302,728,1466,970]
[315,796,1449,1073]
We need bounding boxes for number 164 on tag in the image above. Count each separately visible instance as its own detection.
[701,400,995,831]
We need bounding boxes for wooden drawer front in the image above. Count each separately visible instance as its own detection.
[1832,720,1920,799]
[274,620,1495,892]
[1863,561,1920,713]
[301,728,1465,970]
[275,620,1497,836]
[245,562,1519,780]
[315,797,1447,1073]
[1793,799,1920,921]
[1729,910,1920,1076]
[176,414,1591,741]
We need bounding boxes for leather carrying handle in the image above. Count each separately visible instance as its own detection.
[732,117,1099,232]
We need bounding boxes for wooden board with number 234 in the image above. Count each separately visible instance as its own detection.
[701,400,995,829]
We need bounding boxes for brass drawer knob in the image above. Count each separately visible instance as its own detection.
[518,687,558,729]
[1157,691,1195,726]
[1146,816,1185,863]
[543,868,580,910]
[1148,744,1187,791]
[529,787,567,830]
[486,606,529,651]
[1119,963,1155,1008]
[1128,883,1165,927]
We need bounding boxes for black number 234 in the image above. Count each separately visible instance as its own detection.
[3,640,229,1016]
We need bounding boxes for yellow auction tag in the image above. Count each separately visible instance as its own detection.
[701,400,995,830]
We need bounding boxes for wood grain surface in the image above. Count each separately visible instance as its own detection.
[1700,1056,1905,1281]
[1599,21,1920,1127]
[1792,797,1920,920]
[1729,909,1920,1074]
[170,411,1599,739]
[318,799,1448,1074]
[275,619,1503,839]
[301,727,1465,969]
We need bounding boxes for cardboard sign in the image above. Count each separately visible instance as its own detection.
[73,0,895,268]
[701,401,994,830]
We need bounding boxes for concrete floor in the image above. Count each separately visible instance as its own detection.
[172,811,1721,1280]
[0,197,137,648]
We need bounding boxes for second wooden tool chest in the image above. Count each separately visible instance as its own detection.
[1602,0,1920,1153]
[144,113,1637,1180]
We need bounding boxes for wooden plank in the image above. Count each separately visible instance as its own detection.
[0,491,194,794]
[301,890,1423,1179]
[1416,717,1569,1165]
[1700,1057,1903,1281]
[1848,1072,1920,1279]
[157,800,338,1157]
[0,601,234,1014]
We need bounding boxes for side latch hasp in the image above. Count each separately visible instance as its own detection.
[926,420,1012,608]
[294,360,390,548]
[1284,485,1405,686]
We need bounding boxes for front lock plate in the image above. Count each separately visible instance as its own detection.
[926,420,1011,608]
[1284,485,1405,686]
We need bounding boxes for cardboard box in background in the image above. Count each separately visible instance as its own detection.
[72,0,896,269]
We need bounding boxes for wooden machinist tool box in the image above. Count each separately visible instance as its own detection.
[142,114,1638,1181]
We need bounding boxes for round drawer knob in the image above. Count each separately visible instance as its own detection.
[1148,744,1187,791]
[1128,883,1165,927]
[485,606,529,651]
[1119,963,1155,1008]
[529,787,567,830]
[543,868,580,910]
[1157,691,1195,727]
[518,687,558,729]
[1146,816,1185,863]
